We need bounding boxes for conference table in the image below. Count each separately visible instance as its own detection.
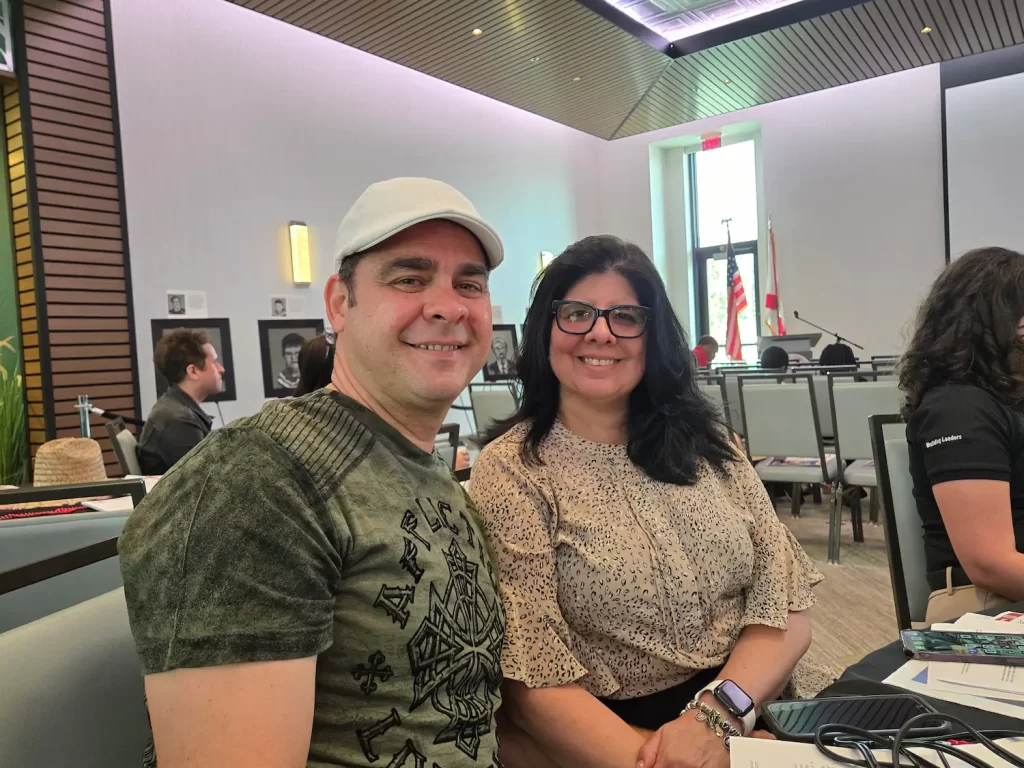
[832,601,1024,730]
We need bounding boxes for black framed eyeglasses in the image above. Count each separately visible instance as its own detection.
[551,300,651,339]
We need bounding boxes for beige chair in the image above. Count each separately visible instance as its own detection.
[106,418,142,476]
[435,423,460,470]
[468,384,517,441]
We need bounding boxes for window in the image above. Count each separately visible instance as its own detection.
[688,140,760,364]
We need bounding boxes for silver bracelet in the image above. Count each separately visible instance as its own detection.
[683,699,742,751]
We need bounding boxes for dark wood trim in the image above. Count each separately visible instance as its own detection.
[12,0,55,448]
[0,537,118,596]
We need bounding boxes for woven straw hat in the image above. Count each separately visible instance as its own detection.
[33,438,107,487]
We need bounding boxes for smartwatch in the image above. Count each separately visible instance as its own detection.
[695,680,756,736]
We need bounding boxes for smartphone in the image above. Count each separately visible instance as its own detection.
[762,695,949,742]
[901,629,1024,665]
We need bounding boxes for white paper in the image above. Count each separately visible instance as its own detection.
[166,290,208,318]
[82,496,135,513]
[930,660,1024,695]
[729,735,1024,768]
[885,660,1024,718]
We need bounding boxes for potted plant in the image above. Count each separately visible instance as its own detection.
[0,335,27,486]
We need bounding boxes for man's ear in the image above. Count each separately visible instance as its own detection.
[325,274,349,335]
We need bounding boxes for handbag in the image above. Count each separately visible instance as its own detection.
[924,567,1010,624]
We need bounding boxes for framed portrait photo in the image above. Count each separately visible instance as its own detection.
[259,318,325,398]
[482,324,519,382]
[150,318,236,402]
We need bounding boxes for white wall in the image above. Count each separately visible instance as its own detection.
[947,70,1024,258]
[593,65,947,357]
[111,0,602,426]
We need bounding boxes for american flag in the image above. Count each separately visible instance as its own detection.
[725,234,748,361]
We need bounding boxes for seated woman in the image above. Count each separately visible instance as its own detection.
[294,333,335,396]
[471,235,822,768]
[902,247,1024,622]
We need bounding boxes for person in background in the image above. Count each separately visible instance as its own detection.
[119,177,507,768]
[818,342,857,370]
[137,330,222,476]
[692,334,719,369]
[294,334,335,396]
[276,332,305,390]
[471,236,820,768]
[902,247,1024,622]
[759,345,789,372]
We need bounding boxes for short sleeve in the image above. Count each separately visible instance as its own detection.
[731,458,823,629]
[119,427,346,674]
[911,387,1011,485]
[470,447,589,688]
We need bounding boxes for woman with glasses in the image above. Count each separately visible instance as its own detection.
[471,236,822,768]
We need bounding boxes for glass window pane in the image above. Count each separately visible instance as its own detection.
[704,253,757,362]
[694,141,757,248]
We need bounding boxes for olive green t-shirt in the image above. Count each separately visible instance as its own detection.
[119,390,505,768]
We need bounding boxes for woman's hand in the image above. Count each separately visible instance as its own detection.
[637,713,775,768]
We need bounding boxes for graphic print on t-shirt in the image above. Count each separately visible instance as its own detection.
[354,493,503,765]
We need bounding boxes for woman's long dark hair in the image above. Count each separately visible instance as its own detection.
[900,247,1024,419]
[295,334,335,396]
[488,235,736,485]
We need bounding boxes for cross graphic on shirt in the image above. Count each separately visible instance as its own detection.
[352,650,394,695]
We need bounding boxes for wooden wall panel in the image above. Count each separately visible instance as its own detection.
[7,0,140,477]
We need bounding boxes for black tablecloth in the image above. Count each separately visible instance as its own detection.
[825,601,1024,730]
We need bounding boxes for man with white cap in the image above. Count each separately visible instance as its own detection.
[120,178,506,768]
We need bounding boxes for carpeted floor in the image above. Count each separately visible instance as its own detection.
[776,496,899,692]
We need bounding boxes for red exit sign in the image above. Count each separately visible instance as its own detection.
[701,134,722,151]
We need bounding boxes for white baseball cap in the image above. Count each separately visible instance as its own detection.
[334,177,504,271]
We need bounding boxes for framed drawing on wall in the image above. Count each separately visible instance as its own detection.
[259,318,325,398]
[150,318,236,402]
[482,324,519,382]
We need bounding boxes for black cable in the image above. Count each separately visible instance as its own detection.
[215,402,225,428]
[813,713,1024,768]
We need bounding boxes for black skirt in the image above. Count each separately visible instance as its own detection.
[599,666,724,731]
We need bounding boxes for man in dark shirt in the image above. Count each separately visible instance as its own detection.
[137,329,223,475]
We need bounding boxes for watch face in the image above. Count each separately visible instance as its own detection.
[715,680,754,717]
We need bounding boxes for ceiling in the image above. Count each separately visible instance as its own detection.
[228,0,1024,139]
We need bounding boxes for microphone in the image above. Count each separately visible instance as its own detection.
[790,310,864,350]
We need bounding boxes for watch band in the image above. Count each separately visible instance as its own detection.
[694,680,756,736]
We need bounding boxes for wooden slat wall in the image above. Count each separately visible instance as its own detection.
[8,0,139,474]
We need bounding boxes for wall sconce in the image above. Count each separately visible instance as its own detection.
[289,221,311,285]
[539,251,554,271]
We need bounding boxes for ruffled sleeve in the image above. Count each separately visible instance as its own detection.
[732,457,823,628]
[470,443,589,688]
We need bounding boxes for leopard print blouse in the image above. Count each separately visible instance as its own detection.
[470,420,823,700]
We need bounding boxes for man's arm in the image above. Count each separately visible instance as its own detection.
[145,658,316,768]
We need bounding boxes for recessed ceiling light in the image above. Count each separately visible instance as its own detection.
[471,28,483,36]
[572,76,582,82]
[530,56,541,63]
[921,25,933,33]
[723,78,732,85]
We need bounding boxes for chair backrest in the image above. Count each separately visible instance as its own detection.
[739,374,826,464]
[0,510,130,633]
[830,376,902,463]
[0,588,151,768]
[697,377,731,430]
[434,423,460,470]
[721,375,744,436]
[469,385,517,437]
[871,414,930,629]
[812,376,834,440]
[106,418,142,476]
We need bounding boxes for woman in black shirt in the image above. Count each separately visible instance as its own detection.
[902,247,1024,622]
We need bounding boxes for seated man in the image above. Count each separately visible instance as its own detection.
[119,177,507,768]
[692,334,718,368]
[759,344,790,372]
[137,330,223,475]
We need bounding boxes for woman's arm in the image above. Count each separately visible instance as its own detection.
[502,681,647,768]
[714,610,812,713]
[933,479,1024,599]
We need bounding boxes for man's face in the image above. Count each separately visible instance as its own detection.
[192,343,224,398]
[327,219,492,410]
[171,297,183,313]
[274,300,285,315]
[283,344,301,374]
[492,338,508,361]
